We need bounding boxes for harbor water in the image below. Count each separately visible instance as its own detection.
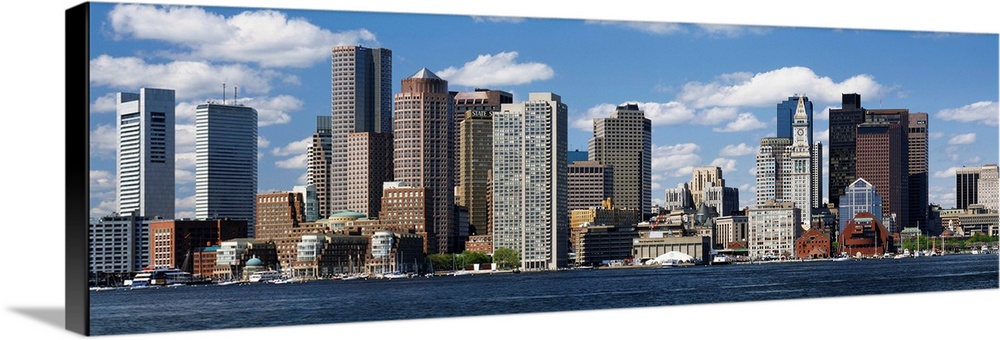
[89,253,999,336]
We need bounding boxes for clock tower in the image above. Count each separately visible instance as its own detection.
[790,95,813,229]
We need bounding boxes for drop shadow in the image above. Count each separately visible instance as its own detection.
[9,307,65,330]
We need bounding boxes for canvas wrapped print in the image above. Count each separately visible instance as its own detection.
[64,0,999,337]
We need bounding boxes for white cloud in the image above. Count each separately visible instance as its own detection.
[176,195,196,210]
[90,200,118,217]
[108,4,378,68]
[90,93,118,113]
[276,154,308,169]
[174,152,197,171]
[175,124,197,154]
[694,107,739,125]
[933,167,964,178]
[174,95,300,127]
[90,170,116,192]
[696,24,771,38]
[272,137,311,156]
[90,124,117,159]
[585,20,684,35]
[437,51,554,87]
[176,211,196,219]
[258,136,270,148]
[296,172,308,185]
[175,169,194,184]
[710,157,738,174]
[719,143,755,157]
[574,101,696,132]
[815,107,832,120]
[937,101,998,127]
[471,16,525,23]
[929,131,944,140]
[713,113,767,132]
[652,143,702,178]
[90,55,278,102]
[677,66,886,109]
[948,133,976,145]
[816,129,829,145]
[967,156,982,164]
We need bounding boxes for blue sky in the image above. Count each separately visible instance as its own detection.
[86,2,999,219]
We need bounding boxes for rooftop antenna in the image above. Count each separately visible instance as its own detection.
[223,83,227,105]
[234,86,238,105]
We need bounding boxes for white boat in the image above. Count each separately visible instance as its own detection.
[130,268,193,287]
[248,270,282,283]
[712,254,733,265]
[384,272,408,279]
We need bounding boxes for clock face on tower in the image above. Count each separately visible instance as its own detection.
[797,129,804,136]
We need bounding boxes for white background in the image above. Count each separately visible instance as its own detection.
[1,1,997,339]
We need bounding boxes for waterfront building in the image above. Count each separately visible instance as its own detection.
[116,88,175,219]
[378,181,429,250]
[292,184,319,223]
[457,109,496,237]
[940,204,1000,237]
[856,117,909,233]
[492,92,569,270]
[828,93,866,206]
[307,116,334,219]
[346,131,393,218]
[293,233,369,278]
[713,215,748,250]
[839,212,894,257]
[747,200,801,260]
[194,102,258,236]
[255,191,328,272]
[568,161,614,213]
[956,164,1000,212]
[574,225,638,266]
[569,198,642,252]
[588,103,652,215]
[632,235,711,264]
[394,68,455,254]
[191,245,219,280]
[366,231,426,274]
[795,228,831,259]
[330,45,392,214]
[214,238,278,281]
[88,212,154,276]
[664,183,694,212]
[148,219,248,271]
[838,178,883,233]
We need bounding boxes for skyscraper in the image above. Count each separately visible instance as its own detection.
[777,95,814,146]
[855,119,908,233]
[330,45,392,214]
[393,68,454,254]
[493,92,568,270]
[194,102,258,237]
[307,116,333,219]
[346,132,393,218]
[452,89,513,186]
[116,88,175,219]
[956,164,1000,211]
[908,112,929,231]
[755,137,792,206]
[828,93,866,206]
[568,161,614,213]
[689,166,724,207]
[457,110,496,237]
[789,96,813,228]
[588,103,652,215]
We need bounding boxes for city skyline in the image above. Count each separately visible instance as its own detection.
[86,3,998,220]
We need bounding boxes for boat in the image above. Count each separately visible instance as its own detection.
[130,268,193,288]
[384,272,408,279]
[712,254,733,265]
[248,270,282,283]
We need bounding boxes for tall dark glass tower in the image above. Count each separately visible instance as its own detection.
[828,94,865,207]
[777,95,814,146]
